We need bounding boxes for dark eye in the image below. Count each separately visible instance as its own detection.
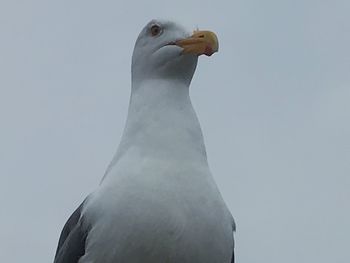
[150,25,161,37]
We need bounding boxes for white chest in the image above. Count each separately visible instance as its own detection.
[80,163,233,263]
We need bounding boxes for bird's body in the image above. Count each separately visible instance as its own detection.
[54,19,234,263]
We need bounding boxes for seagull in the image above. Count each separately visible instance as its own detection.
[54,19,235,263]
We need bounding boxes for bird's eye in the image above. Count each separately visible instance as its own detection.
[150,25,161,37]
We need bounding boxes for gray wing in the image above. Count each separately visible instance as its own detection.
[54,199,88,263]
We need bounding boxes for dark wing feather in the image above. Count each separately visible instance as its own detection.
[231,223,235,263]
[54,200,88,263]
[231,247,235,263]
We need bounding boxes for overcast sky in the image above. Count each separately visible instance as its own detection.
[1,0,349,262]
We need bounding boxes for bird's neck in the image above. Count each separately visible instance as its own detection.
[106,78,208,176]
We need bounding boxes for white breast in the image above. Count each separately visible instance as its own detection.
[80,157,233,263]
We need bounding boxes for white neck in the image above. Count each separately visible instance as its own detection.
[103,78,208,180]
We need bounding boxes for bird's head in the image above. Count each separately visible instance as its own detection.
[131,19,219,85]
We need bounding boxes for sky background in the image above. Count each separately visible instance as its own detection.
[1,0,349,262]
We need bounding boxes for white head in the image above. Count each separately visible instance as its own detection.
[131,19,219,86]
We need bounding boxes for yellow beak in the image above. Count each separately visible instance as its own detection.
[175,30,219,56]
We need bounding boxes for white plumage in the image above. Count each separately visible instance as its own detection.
[54,19,234,263]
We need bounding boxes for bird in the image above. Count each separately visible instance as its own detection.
[54,19,235,263]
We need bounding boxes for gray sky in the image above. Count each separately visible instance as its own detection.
[1,0,349,262]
